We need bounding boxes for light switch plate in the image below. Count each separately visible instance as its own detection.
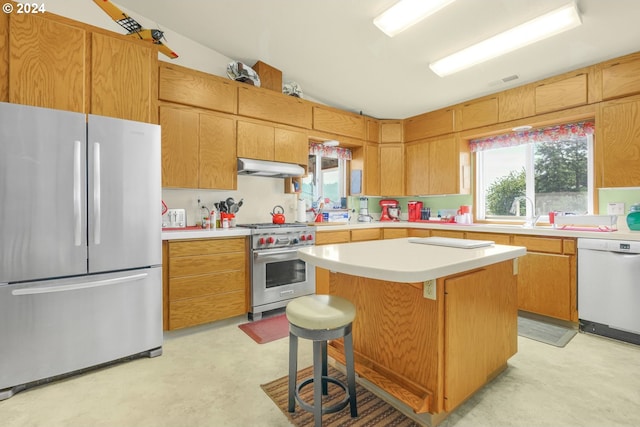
[607,202,625,215]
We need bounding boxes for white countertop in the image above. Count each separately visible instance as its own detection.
[298,238,527,283]
[161,227,251,240]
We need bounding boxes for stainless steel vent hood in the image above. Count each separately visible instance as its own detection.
[237,158,305,178]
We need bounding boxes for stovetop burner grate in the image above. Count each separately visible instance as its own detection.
[237,223,309,229]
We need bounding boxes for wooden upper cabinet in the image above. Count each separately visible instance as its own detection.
[312,105,366,139]
[236,120,275,161]
[366,118,380,142]
[274,127,308,165]
[404,108,455,141]
[238,86,312,128]
[405,140,430,196]
[380,120,403,143]
[160,106,199,188]
[598,96,640,188]
[199,113,236,190]
[159,62,237,113]
[460,97,498,130]
[498,85,535,122]
[0,12,8,102]
[600,53,640,100]
[534,73,587,115]
[379,143,404,196]
[364,142,380,196]
[9,13,87,112]
[91,32,156,123]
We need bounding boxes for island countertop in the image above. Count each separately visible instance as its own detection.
[298,237,526,283]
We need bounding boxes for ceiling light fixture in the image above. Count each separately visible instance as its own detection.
[374,0,456,37]
[429,2,582,77]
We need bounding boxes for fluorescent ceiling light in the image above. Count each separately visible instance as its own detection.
[374,0,456,37]
[429,2,582,77]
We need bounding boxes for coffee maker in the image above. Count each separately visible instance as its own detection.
[407,201,424,222]
[379,199,400,221]
[357,197,373,222]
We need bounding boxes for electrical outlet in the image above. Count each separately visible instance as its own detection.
[607,202,625,215]
[423,279,436,300]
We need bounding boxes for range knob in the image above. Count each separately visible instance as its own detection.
[307,234,313,241]
[300,235,306,241]
[258,237,266,245]
[266,236,275,244]
[292,238,299,244]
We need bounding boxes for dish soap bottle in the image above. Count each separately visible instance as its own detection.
[627,203,640,231]
[210,208,217,230]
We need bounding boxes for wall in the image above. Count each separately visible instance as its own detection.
[599,188,640,231]
[43,1,305,225]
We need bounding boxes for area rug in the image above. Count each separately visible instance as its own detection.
[261,366,419,426]
[238,313,289,344]
[518,316,577,347]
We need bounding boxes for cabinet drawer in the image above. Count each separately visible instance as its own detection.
[465,232,511,245]
[351,228,381,241]
[159,63,237,113]
[169,290,245,330]
[238,86,312,128]
[408,228,431,238]
[382,228,408,239]
[512,236,563,254]
[169,270,245,300]
[169,252,245,277]
[316,230,350,245]
[169,238,246,257]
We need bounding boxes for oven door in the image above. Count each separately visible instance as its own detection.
[251,248,316,309]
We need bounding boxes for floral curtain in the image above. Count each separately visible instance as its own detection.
[469,120,595,152]
[309,142,352,160]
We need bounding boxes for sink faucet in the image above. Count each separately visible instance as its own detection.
[510,196,540,227]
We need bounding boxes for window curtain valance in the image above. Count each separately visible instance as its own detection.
[309,142,352,160]
[469,120,595,152]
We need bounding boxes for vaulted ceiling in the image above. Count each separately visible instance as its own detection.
[115,0,640,119]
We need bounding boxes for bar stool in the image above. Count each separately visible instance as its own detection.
[286,294,358,427]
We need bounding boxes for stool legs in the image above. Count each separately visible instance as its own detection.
[313,341,324,427]
[344,330,358,417]
[321,341,328,395]
[287,332,298,413]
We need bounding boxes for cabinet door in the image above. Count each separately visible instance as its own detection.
[274,127,308,164]
[160,106,199,188]
[199,113,236,190]
[534,74,587,115]
[405,140,429,196]
[91,32,154,122]
[601,54,640,100]
[350,228,381,242]
[9,14,86,112]
[364,142,380,195]
[379,144,404,196]
[517,252,572,321]
[460,97,498,130]
[429,134,458,195]
[599,97,640,187]
[238,86,312,128]
[312,105,366,139]
[498,85,535,122]
[404,108,455,141]
[237,120,275,161]
[380,120,402,143]
[0,12,7,102]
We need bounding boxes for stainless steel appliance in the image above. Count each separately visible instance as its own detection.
[0,102,162,400]
[578,238,640,345]
[237,223,316,320]
[358,197,373,222]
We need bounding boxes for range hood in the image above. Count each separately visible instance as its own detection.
[237,158,304,178]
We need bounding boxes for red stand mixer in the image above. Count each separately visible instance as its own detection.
[379,199,400,221]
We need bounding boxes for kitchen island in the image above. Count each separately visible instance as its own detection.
[298,237,526,426]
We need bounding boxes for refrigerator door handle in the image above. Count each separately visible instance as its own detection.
[93,142,101,245]
[73,140,82,246]
[11,273,148,296]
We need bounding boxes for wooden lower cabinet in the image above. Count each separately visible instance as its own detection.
[431,229,465,239]
[382,228,408,239]
[163,237,248,330]
[512,235,576,321]
[351,228,381,242]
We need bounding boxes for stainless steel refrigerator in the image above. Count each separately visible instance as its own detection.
[0,102,162,400]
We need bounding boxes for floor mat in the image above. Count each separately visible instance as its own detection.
[261,365,419,427]
[238,313,289,344]
[518,316,577,347]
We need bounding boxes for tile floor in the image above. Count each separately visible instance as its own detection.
[2,314,640,427]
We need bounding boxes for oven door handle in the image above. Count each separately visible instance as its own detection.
[253,249,299,262]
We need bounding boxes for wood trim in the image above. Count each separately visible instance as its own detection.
[0,11,8,102]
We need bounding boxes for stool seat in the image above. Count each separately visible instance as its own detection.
[286,295,356,330]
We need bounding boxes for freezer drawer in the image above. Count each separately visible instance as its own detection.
[0,267,162,395]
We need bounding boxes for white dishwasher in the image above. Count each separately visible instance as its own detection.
[578,238,640,345]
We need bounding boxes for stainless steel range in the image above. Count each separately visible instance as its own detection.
[237,223,316,320]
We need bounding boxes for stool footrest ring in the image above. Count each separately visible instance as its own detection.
[295,375,350,415]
